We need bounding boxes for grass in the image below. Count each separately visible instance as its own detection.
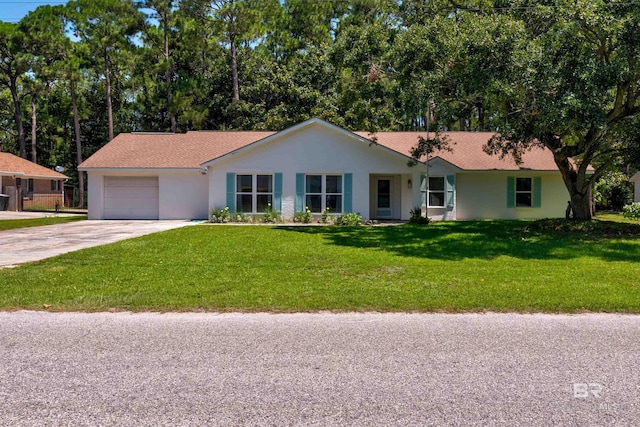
[0,215,86,231]
[0,215,639,313]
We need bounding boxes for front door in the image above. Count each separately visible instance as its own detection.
[375,178,392,218]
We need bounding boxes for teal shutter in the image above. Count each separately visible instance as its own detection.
[226,173,236,211]
[506,176,515,208]
[533,176,542,208]
[343,173,352,213]
[295,173,304,212]
[420,174,427,207]
[274,173,283,212]
[446,175,455,209]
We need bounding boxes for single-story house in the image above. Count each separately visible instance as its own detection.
[79,118,574,221]
[631,172,640,203]
[0,152,67,211]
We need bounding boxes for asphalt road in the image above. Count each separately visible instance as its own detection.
[0,312,638,426]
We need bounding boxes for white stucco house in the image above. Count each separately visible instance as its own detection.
[79,118,574,221]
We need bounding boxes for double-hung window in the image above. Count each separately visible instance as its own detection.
[515,177,532,207]
[428,176,445,207]
[236,174,273,213]
[305,174,343,213]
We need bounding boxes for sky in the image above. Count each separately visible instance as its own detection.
[0,1,66,23]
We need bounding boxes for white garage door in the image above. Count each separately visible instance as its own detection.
[103,176,159,220]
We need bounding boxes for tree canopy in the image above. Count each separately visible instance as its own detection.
[0,0,638,218]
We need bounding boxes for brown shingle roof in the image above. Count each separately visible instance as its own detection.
[354,131,560,171]
[0,152,67,178]
[79,131,276,169]
[79,127,561,171]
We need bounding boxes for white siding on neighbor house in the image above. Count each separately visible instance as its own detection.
[207,123,423,220]
[455,172,569,220]
[87,171,208,220]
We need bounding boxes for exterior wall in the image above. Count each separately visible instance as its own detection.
[632,173,640,202]
[207,124,423,220]
[88,171,208,220]
[159,173,209,219]
[87,173,104,219]
[455,171,569,220]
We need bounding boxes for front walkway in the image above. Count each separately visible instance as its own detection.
[0,220,194,268]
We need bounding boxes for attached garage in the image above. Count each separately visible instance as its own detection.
[103,176,159,220]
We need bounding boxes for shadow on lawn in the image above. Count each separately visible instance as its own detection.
[277,220,640,262]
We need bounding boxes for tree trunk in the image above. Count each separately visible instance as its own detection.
[105,57,114,141]
[554,153,592,220]
[31,97,37,163]
[71,79,84,208]
[164,12,176,132]
[10,75,25,158]
[570,192,592,221]
[230,32,239,101]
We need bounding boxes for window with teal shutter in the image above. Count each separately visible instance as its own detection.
[295,173,304,212]
[344,173,352,212]
[226,173,235,211]
[533,176,542,208]
[446,175,455,209]
[274,173,283,212]
[506,176,515,208]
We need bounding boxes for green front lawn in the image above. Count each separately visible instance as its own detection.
[0,215,86,231]
[1,217,639,313]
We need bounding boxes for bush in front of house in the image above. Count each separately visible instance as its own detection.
[409,206,431,225]
[261,203,281,223]
[335,212,363,226]
[293,207,312,223]
[622,202,640,220]
[210,207,231,223]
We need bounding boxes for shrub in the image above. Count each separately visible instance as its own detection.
[319,206,333,224]
[335,212,363,226]
[409,206,431,225]
[233,212,252,223]
[594,171,633,211]
[622,202,640,220]
[261,203,281,223]
[210,207,231,223]
[293,207,312,223]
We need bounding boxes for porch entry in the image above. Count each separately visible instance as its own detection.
[370,175,400,219]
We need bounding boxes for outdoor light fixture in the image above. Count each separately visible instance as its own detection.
[408,179,412,189]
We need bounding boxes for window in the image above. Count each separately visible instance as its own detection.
[27,179,34,193]
[51,180,58,191]
[428,176,445,207]
[305,174,343,213]
[236,174,273,213]
[515,177,532,207]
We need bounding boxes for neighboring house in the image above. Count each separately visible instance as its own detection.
[79,118,573,221]
[631,172,640,203]
[0,152,67,211]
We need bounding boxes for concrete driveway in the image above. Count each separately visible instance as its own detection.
[0,220,195,268]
